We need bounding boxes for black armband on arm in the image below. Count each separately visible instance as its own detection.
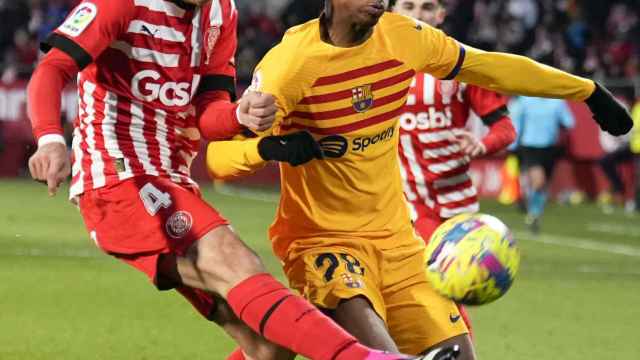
[481,105,510,126]
[196,75,237,101]
[40,33,93,70]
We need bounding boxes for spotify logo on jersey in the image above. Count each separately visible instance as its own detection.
[318,135,348,158]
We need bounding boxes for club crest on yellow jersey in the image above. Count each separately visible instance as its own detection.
[352,84,374,113]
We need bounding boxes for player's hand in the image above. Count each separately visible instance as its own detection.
[454,131,486,158]
[28,142,71,196]
[585,82,633,136]
[258,131,324,166]
[237,91,277,132]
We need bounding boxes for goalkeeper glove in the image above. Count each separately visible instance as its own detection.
[258,131,324,166]
[585,82,633,136]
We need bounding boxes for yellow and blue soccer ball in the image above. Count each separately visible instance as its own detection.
[425,213,520,305]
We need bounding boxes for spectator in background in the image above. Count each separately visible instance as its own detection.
[510,96,575,233]
[0,1,30,56]
[13,28,38,73]
[457,0,639,77]
[280,0,322,29]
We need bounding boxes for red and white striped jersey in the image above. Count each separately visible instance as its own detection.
[397,73,507,220]
[42,0,237,198]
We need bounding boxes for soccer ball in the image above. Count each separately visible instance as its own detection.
[425,213,520,305]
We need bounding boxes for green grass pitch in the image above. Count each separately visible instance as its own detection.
[1,179,639,359]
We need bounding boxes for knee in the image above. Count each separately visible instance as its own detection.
[194,226,266,291]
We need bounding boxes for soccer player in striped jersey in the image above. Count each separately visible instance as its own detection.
[390,0,517,336]
[392,0,516,241]
[207,0,632,358]
[26,1,424,359]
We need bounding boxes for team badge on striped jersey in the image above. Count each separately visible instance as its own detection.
[205,26,221,65]
[351,84,374,113]
[439,80,459,103]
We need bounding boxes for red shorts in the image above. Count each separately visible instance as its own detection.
[414,216,443,244]
[79,176,228,318]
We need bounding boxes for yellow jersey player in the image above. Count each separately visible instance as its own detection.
[207,0,632,358]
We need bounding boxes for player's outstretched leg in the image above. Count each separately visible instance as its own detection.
[159,225,411,360]
[332,296,400,352]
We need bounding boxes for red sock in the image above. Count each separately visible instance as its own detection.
[226,348,246,360]
[457,304,473,340]
[227,273,373,360]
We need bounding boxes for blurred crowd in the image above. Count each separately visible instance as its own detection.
[1,0,638,86]
[0,0,80,82]
[235,0,640,84]
[449,0,640,80]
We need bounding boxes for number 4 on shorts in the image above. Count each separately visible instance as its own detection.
[139,183,173,216]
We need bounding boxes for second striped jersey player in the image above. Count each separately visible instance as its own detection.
[398,75,515,227]
[398,65,516,240]
[392,0,516,241]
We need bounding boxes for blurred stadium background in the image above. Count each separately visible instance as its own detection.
[1,0,639,359]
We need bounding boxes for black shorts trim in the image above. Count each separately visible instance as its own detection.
[41,33,93,70]
[196,75,237,101]
[518,146,560,177]
[481,105,510,126]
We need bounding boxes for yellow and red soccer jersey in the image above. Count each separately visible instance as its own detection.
[207,12,596,259]
[212,13,463,258]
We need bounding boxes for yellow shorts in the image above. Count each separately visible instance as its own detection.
[282,229,468,355]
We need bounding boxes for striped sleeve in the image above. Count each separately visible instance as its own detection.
[198,0,238,100]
